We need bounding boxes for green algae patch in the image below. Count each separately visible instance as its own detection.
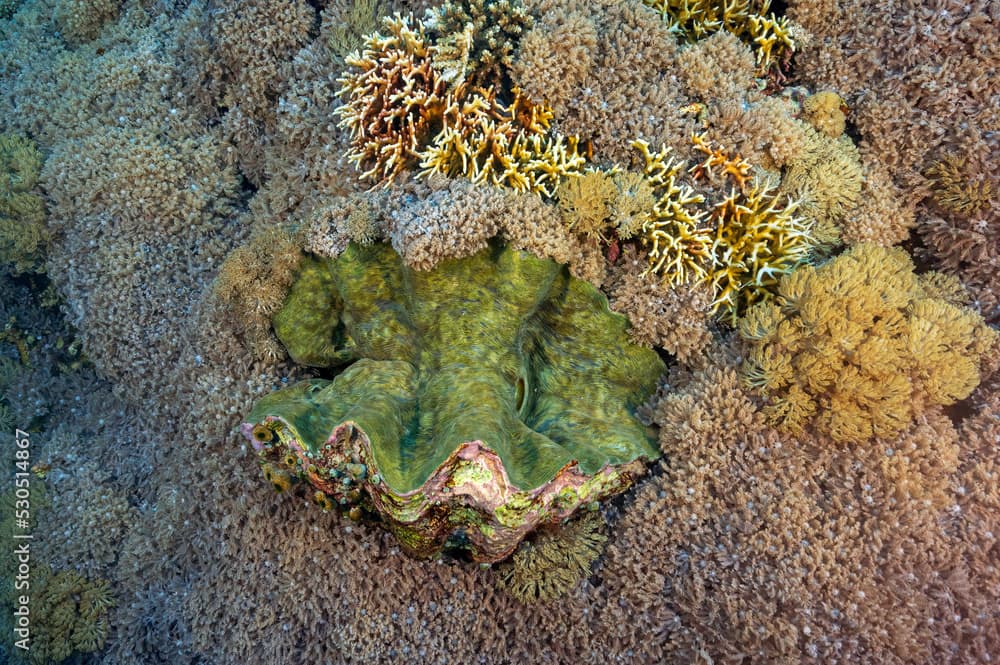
[244,242,664,561]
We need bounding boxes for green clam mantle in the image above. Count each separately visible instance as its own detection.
[242,242,664,562]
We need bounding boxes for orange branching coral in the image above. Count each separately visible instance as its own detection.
[418,88,585,196]
[633,139,711,285]
[336,15,449,185]
[741,244,999,443]
[689,131,751,190]
[707,183,814,322]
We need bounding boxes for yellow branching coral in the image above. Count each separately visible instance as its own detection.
[633,136,815,320]
[336,15,449,185]
[633,139,711,285]
[642,0,794,75]
[418,88,585,196]
[708,183,814,322]
[495,510,607,603]
[741,244,999,443]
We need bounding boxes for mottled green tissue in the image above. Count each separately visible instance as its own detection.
[259,242,664,493]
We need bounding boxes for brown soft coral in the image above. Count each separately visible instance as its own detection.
[599,353,977,663]
[213,226,305,362]
[608,245,714,363]
[741,243,998,443]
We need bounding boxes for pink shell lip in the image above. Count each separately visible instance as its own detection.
[240,422,266,452]
[243,417,645,561]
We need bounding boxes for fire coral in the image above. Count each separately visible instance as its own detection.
[336,15,448,185]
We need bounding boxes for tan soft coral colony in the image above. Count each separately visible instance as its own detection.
[741,244,997,442]
[0,0,998,663]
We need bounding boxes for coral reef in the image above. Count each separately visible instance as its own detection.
[324,0,387,63]
[0,0,22,19]
[244,241,664,560]
[418,87,586,195]
[0,0,996,662]
[741,243,998,442]
[599,354,996,663]
[207,0,315,184]
[53,0,119,43]
[778,126,860,243]
[801,90,847,138]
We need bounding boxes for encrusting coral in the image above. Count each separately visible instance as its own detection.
[741,243,998,442]
[244,241,664,561]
